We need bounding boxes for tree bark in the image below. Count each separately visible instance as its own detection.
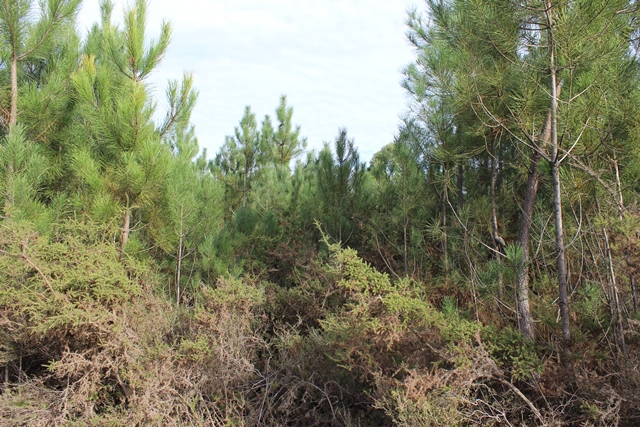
[514,66,562,342]
[442,172,448,279]
[243,167,248,208]
[176,207,184,307]
[515,149,540,341]
[120,209,131,251]
[10,54,18,127]
[603,226,626,353]
[631,274,638,314]
[552,151,572,367]
[490,146,505,255]
[457,163,464,210]
[403,210,409,276]
[546,14,572,369]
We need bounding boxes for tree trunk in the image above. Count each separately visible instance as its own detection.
[631,274,638,314]
[243,168,248,208]
[515,149,540,341]
[120,209,131,251]
[552,149,571,368]
[490,147,505,255]
[514,71,561,342]
[515,117,553,341]
[10,54,18,127]
[403,213,408,276]
[176,207,184,307]
[546,29,572,369]
[603,226,626,353]
[442,173,448,279]
[457,163,464,210]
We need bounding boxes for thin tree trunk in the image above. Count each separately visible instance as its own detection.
[490,147,506,302]
[631,274,638,314]
[603,226,626,353]
[243,168,248,208]
[176,207,184,307]
[490,148,505,255]
[120,209,131,250]
[442,175,448,279]
[614,158,637,316]
[403,213,408,276]
[514,63,561,342]
[457,163,464,210]
[515,114,551,341]
[515,150,539,341]
[552,130,572,370]
[10,54,18,127]
[546,27,572,369]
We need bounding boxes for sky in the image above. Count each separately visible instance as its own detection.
[77,0,420,162]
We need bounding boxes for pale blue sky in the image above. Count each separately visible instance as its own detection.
[78,0,418,161]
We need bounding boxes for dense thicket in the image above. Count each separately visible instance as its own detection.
[2,0,640,425]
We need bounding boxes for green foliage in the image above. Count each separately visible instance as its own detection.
[0,126,51,230]
[576,281,609,332]
[370,125,428,276]
[484,326,542,381]
[318,243,515,425]
[0,0,82,129]
[1,0,640,424]
[213,106,261,212]
[262,95,307,166]
[0,218,144,397]
[317,128,367,246]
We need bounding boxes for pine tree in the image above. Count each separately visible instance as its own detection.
[317,128,366,246]
[70,0,191,252]
[263,95,307,166]
[153,126,223,305]
[0,0,81,129]
[213,106,263,214]
[370,125,425,277]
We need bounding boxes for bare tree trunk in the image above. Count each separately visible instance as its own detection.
[457,163,464,210]
[10,54,18,127]
[614,157,637,316]
[403,213,408,276]
[442,175,448,280]
[603,226,626,353]
[515,112,559,342]
[490,147,507,303]
[514,51,562,343]
[490,149,505,255]
[631,274,638,314]
[338,196,344,244]
[176,207,184,307]
[120,209,131,251]
[243,168,248,208]
[551,130,572,371]
[515,150,539,341]
[546,27,572,370]
[514,108,553,341]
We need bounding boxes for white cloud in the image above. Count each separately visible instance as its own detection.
[78,0,419,161]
